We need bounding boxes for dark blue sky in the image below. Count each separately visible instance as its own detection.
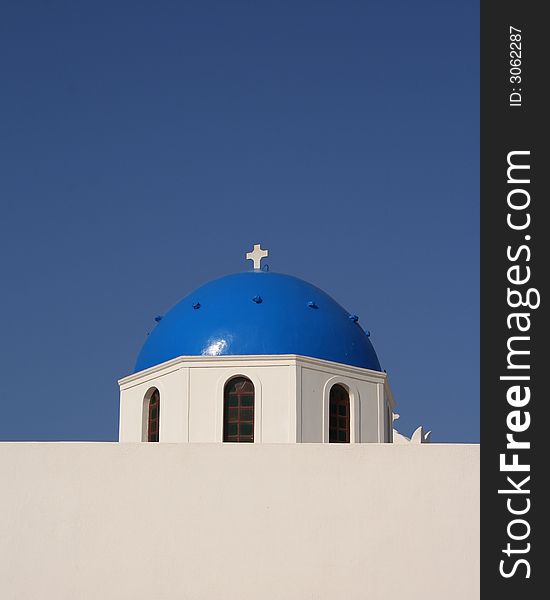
[0,1,479,442]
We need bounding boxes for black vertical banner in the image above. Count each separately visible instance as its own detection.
[481,1,548,597]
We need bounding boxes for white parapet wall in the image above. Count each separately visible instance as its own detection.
[0,443,479,600]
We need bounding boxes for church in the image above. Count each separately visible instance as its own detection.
[0,245,479,599]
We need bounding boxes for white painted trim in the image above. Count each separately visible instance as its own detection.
[296,365,302,443]
[299,364,384,388]
[184,366,190,443]
[119,354,387,388]
[322,377,360,444]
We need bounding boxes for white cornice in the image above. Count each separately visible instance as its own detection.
[118,354,388,389]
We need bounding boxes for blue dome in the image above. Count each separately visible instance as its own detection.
[135,271,381,373]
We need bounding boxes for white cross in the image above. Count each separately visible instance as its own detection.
[246,244,269,270]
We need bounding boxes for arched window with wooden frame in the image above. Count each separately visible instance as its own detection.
[145,388,160,442]
[329,384,350,443]
[223,377,254,442]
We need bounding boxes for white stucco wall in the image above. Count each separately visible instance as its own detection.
[0,443,479,600]
[119,355,393,443]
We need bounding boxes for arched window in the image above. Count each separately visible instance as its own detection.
[147,388,160,442]
[223,377,254,442]
[329,384,350,443]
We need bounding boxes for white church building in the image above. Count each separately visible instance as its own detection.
[0,245,479,600]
